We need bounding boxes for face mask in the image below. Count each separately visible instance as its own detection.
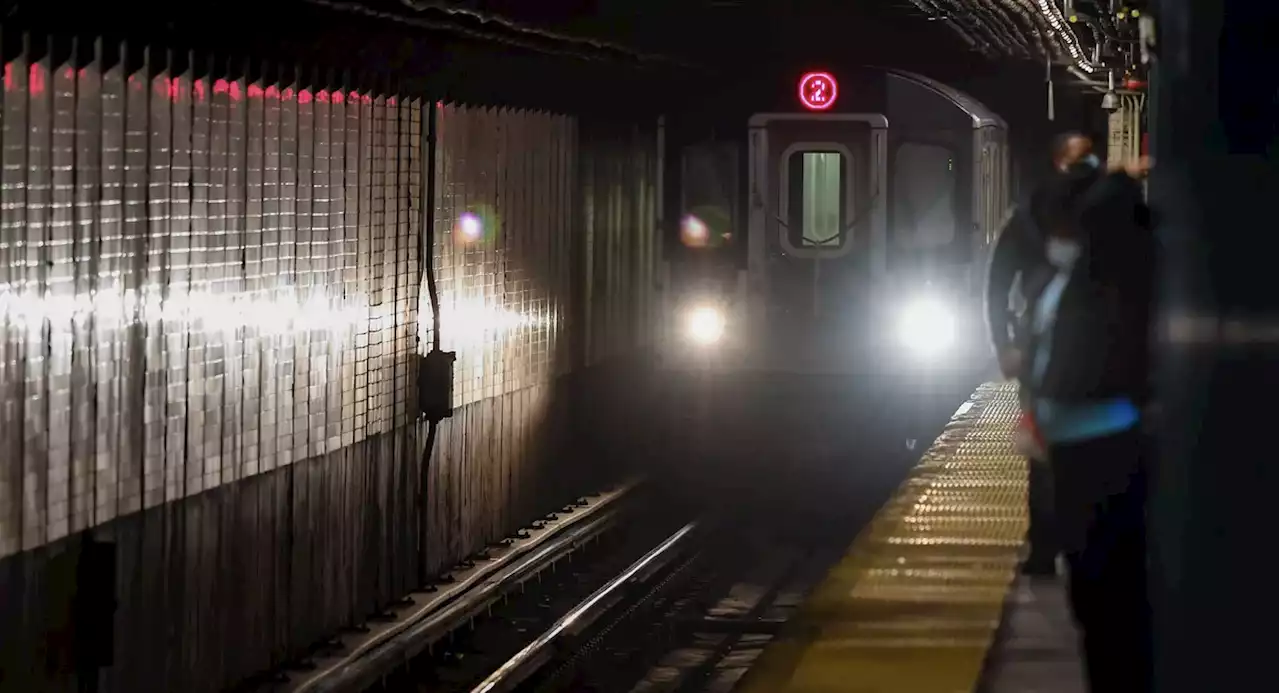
[1060,152,1101,175]
[1045,237,1081,269]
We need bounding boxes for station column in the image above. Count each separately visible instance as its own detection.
[1148,0,1276,691]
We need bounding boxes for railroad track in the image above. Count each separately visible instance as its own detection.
[380,511,852,693]
[513,522,841,693]
[241,369,972,693]
[259,480,868,693]
[373,509,699,692]
[252,448,911,691]
[250,480,652,693]
[512,525,839,691]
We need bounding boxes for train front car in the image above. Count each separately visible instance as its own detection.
[653,67,1009,504]
[661,67,1009,378]
[655,66,1013,507]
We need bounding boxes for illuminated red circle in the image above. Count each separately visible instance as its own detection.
[798,72,838,111]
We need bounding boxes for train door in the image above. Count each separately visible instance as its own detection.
[745,114,888,357]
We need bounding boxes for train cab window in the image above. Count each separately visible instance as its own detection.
[785,150,848,250]
[892,142,957,250]
[681,143,739,249]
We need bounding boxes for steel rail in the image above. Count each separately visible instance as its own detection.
[273,479,641,693]
[469,521,701,693]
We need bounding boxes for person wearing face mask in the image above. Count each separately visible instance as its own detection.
[1026,157,1155,693]
[983,131,1101,577]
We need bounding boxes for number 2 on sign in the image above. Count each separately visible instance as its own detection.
[798,72,838,110]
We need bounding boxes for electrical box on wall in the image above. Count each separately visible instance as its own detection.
[418,350,457,422]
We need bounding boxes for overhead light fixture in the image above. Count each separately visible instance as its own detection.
[1101,70,1119,111]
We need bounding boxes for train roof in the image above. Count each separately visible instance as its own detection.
[884,69,1008,130]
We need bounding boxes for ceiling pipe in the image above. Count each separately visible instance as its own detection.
[1069,9,1137,44]
[1067,65,1114,94]
[1065,79,1145,95]
[1068,65,1110,87]
[1032,0,1095,72]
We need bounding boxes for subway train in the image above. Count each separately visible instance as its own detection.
[660,67,1010,376]
[653,67,1009,503]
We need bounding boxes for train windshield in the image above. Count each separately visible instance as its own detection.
[785,149,849,250]
[681,143,739,250]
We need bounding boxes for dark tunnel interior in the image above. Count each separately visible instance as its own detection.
[0,1,1271,692]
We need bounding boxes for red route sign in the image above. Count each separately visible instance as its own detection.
[798,72,838,111]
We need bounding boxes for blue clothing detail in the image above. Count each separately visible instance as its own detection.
[1034,397,1141,444]
[1028,250,1140,444]
[1029,269,1072,385]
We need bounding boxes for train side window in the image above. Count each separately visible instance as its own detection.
[681,143,739,249]
[785,150,848,249]
[892,142,957,250]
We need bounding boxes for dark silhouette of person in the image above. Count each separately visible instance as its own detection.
[1023,152,1155,693]
[984,131,1099,576]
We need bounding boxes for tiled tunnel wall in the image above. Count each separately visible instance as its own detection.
[0,40,661,692]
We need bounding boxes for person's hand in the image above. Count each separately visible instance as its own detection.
[998,347,1023,380]
[1123,156,1152,179]
[1107,156,1152,178]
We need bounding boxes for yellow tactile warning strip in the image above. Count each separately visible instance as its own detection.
[739,382,1027,693]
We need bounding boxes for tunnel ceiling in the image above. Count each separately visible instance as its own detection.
[260,0,1110,139]
[8,0,1150,89]
[893,0,1152,82]
[4,0,1139,112]
[409,0,986,71]
[393,0,1149,91]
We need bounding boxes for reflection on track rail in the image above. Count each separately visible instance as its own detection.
[420,514,856,693]
[251,481,641,693]
[523,528,845,693]
[364,498,698,692]
[472,522,702,692]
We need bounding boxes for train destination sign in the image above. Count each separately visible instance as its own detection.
[798,71,838,111]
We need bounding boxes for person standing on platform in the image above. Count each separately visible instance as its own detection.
[1026,154,1155,693]
[984,131,1098,577]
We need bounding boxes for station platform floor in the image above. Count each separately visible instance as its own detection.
[737,381,1086,693]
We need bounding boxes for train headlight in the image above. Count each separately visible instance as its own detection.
[684,304,727,346]
[896,296,956,357]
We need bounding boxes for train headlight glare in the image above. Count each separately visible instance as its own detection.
[685,305,726,346]
[897,297,956,357]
